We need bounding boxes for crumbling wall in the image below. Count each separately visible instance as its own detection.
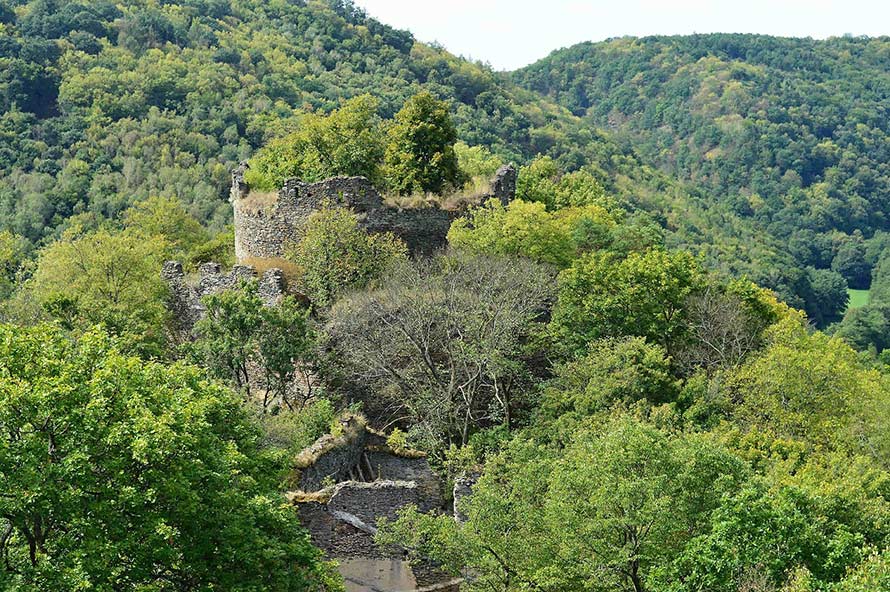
[289,415,445,565]
[490,163,517,204]
[232,164,517,262]
[295,416,368,492]
[452,472,480,523]
[161,260,287,340]
[365,451,441,503]
[328,480,437,529]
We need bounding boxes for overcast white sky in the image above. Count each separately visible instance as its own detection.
[355,0,890,70]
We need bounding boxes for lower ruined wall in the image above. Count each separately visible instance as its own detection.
[328,480,438,527]
[290,417,460,590]
[365,451,441,504]
[161,261,286,341]
[296,480,439,558]
[296,417,368,492]
[297,501,383,558]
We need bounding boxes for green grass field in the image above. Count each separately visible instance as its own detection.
[847,288,870,310]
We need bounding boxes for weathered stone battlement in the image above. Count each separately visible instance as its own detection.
[231,163,516,263]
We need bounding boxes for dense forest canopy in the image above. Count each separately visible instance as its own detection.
[0,2,889,591]
[514,34,890,329]
[0,0,628,246]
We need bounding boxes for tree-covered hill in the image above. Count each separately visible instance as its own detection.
[0,0,630,248]
[514,34,890,297]
[2,3,885,328]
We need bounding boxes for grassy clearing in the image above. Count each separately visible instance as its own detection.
[847,288,870,310]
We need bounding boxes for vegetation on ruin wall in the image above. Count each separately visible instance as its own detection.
[1,1,890,590]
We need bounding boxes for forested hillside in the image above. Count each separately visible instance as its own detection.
[2,1,847,324]
[0,0,629,247]
[515,34,890,333]
[1,4,890,591]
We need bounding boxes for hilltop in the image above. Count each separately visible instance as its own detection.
[0,0,633,244]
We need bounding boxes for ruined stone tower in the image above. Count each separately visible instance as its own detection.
[230,162,517,265]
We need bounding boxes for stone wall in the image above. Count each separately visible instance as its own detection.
[452,472,480,523]
[328,480,437,528]
[161,260,286,341]
[289,415,445,566]
[232,163,517,263]
[295,416,369,492]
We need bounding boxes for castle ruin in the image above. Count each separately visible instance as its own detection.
[230,162,516,264]
[288,415,461,591]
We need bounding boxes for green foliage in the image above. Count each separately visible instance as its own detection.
[0,323,339,591]
[835,251,890,351]
[834,550,890,592]
[191,281,315,411]
[25,226,170,356]
[382,91,465,195]
[539,337,676,437]
[551,248,705,356]
[454,142,503,182]
[186,225,236,269]
[731,317,890,461]
[662,459,890,592]
[835,303,890,353]
[386,427,409,452]
[380,417,748,592]
[447,198,616,268]
[260,398,338,456]
[804,266,848,327]
[514,35,890,323]
[122,195,209,263]
[288,206,407,307]
[244,94,385,191]
[0,229,27,299]
[516,155,609,210]
[833,237,870,290]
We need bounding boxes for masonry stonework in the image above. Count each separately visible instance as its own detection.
[161,260,287,341]
[288,415,445,561]
[231,163,517,263]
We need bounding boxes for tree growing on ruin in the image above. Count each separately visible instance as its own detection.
[288,206,407,308]
[244,94,386,191]
[191,281,316,411]
[382,91,466,195]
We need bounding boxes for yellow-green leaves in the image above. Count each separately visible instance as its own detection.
[245,94,385,191]
[448,198,616,267]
